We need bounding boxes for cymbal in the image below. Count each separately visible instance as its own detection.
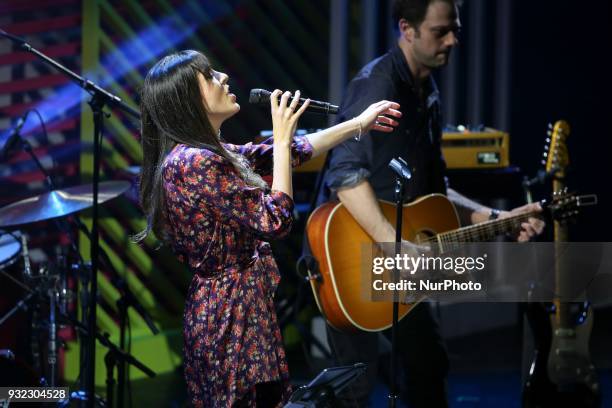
[0,181,131,228]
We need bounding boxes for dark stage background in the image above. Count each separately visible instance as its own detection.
[1,0,611,406]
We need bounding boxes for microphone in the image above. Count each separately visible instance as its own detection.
[389,157,412,181]
[249,88,339,114]
[0,113,28,161]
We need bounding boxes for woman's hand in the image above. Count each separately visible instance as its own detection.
[270,89,310,146]
[356,100,402,133]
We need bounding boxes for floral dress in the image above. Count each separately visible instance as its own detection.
[162,136,313,407]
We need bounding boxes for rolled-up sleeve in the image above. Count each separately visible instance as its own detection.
[326,76,394,191]
[326,139,372,190]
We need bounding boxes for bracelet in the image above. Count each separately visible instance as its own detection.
[489,209,501,220]
[353,118,362,142]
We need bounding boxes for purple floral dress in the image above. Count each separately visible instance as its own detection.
[162,136,313,407]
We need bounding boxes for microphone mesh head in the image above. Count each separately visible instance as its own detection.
[249,88,270,104]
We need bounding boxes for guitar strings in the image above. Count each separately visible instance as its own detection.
[417,211,539,250]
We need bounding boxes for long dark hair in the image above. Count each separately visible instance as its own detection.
[134,50,265,243]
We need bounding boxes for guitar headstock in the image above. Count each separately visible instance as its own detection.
[542,120,570,178]
[544,189,598,222]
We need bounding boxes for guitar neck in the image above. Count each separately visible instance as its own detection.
[553,178,572,328]
[434,211,539,252]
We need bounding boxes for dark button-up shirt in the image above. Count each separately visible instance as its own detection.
[322,44,447,203]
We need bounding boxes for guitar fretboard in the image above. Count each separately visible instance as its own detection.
[424,211,539,253]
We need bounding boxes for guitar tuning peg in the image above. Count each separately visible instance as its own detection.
[547,130,553,136]
[545,138,551,143]
[548,123,553,129]
[543,152,548,157]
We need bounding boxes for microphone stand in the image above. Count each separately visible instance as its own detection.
[0,28,140,407]
[64,315,156,408]
[387,158,412,408]
[522,167,559,204]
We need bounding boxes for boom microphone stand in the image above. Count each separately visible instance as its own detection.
[387,158,412,408]
[0,28,140,407]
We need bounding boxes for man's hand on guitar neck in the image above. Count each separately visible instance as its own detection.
[447,188,545,242]
[498,202,546,242]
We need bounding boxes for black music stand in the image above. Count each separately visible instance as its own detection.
[285,363,367,407]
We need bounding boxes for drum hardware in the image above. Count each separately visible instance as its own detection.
[56,247,71,318]
[1,28,145,404]
[0,176,130,382]
[0,270,30,295]
[33,263,62,387]
[1,29,141,407]
[0,292,35,327]
[0,231,34,328]
[48,273,58,387]
[0,349,40,388]
[0,253,64,387]
[0,231,22,271]
[20,234,32,278]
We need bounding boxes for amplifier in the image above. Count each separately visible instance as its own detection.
[442,127,509,169]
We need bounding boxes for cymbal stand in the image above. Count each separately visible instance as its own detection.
[1,28,140,408]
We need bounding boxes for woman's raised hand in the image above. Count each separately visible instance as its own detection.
[270,89,310,146]
[356,100,402,133]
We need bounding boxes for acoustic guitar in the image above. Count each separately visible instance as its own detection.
[306,190,589,333]
[522,121,601,407]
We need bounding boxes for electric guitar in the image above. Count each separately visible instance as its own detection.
[522,121,601,407]
[306,189,593,333]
